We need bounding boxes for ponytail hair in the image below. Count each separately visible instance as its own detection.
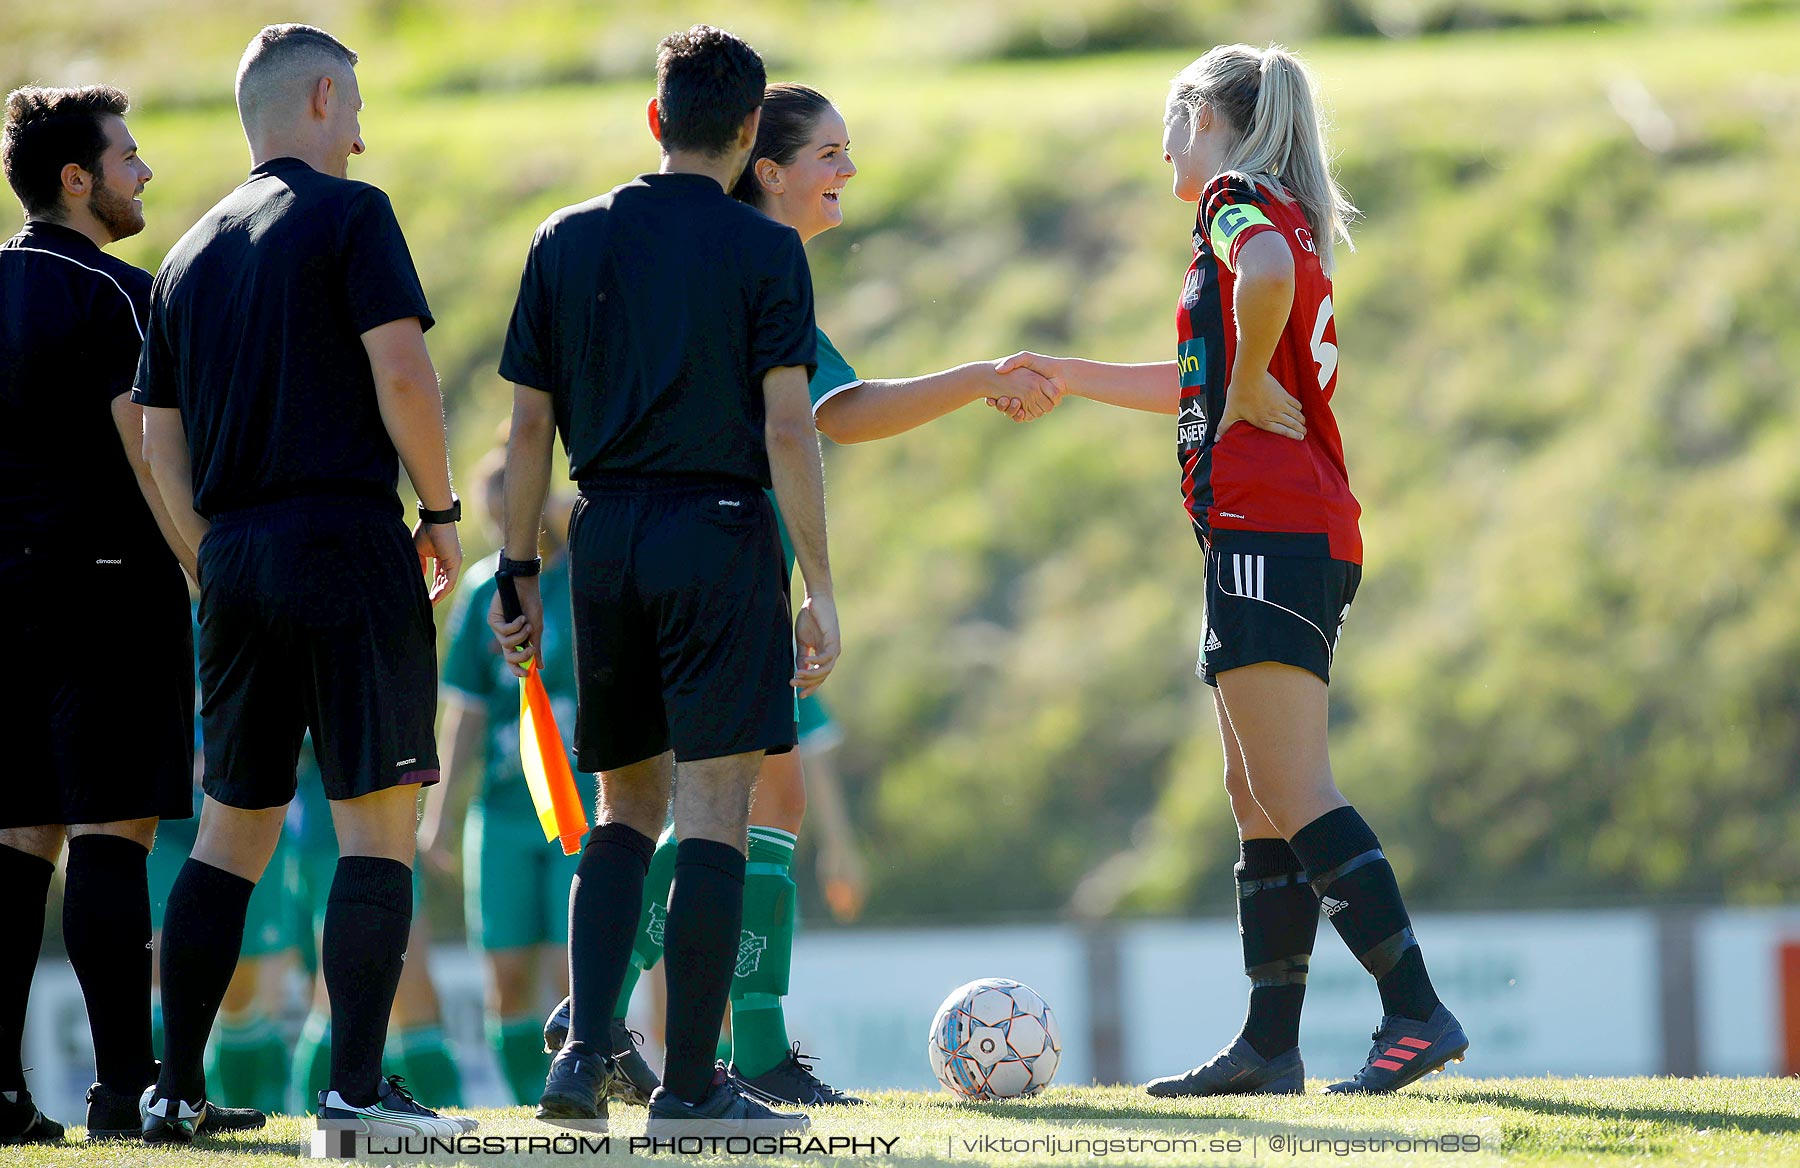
[730,82,834,207]
[1169,43,1358,275]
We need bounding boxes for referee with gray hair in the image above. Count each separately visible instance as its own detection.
[134,24,466,1142]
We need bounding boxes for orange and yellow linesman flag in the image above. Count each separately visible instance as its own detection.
[518,662,587,855]
[499,575,588,855]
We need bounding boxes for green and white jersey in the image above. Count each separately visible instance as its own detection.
[772,326,860,572]
[442,551,579,824]
[808,327,862,416]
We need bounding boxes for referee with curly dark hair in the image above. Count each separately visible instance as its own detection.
[0,83,264,1146]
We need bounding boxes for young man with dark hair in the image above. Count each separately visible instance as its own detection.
[491,24,833,1138]
[0,84,261,1145]
[133,23,467,1142]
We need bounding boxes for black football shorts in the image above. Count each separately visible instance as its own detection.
[1199,540,1361,687]
[0,547,194,828]
[196,497,440,808]
[569,479,795,773]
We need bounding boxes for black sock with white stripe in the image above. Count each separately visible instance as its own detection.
[1235,838,1318,1059]
[1288,807,1440,1023]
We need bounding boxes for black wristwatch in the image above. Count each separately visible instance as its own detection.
[418,496,462,525]
[497,554,542,577]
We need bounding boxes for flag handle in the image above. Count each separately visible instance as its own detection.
[498,568,587,855]
[496,572,533,666]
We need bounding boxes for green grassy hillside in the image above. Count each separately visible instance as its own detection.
[5,4,1796,921]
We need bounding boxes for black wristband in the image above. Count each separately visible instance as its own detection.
[497,554,542,577]
[418,496,461,525]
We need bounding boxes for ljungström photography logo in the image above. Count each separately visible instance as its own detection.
[310,1127,357,1159]
[308,1128,619,1160]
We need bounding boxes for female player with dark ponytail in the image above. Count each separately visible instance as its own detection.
[1002,44,1467,1095]
[719,82,1061,1105]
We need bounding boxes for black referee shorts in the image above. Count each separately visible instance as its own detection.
[569,479,796,773]
[1199,542,1361,688]
[0,547,194,829]
[196,498,440,809]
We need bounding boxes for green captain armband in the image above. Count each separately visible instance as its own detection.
[1209,202,1274,271]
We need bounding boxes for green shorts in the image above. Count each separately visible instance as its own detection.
[148,817,294,958]
[281,832,429,922]
[146,815,197,934]
[239,838,295,958]
[796,690,841,750]
[285,826,337,967]
[780,523,843,748]
[464,803,579,951]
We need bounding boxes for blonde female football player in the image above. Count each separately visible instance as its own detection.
[1000,44,1467,1095]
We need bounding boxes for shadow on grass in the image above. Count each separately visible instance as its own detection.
[936,1100,1204,1122]
[923,1095,1467,1124]
[913,1095,1484,1144]
[202,1133,312,1155]
[1448,1087,1800,1138]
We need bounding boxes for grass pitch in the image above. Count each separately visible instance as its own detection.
[8,1078,1797,1166]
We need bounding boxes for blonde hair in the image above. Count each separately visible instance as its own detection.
[1169,43,1357,275]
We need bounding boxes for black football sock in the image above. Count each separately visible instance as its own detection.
[568,824,656,1051]
[0,845,54,1092]
[63,834,156,1091]
[1288,806,1440,1022]
[155,859,254,1102]
[324,856,413,1107]
[660,838,745,1103]
[1235,837,1318,1059]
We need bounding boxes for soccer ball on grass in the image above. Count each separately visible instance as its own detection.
[927,977,1061,1099]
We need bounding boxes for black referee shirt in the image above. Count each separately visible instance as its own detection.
[0,220,168,561]
[132,157,433,519]
[500,171,816,488]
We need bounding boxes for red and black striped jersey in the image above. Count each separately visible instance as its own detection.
[1176,173,1361,564]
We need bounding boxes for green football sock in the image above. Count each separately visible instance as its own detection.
[206,1015,274,1110]
[291,1012,331,1114]
[150,1000,164,1062]
[615,963,643,1021]
[730,826,798,1078]
[392,1024,463,1108]
[615,828,679,1019]
[490,1016,547,1106]
[251,1028,291,1115]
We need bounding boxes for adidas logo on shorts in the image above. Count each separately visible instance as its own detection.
[1204,629,1223,653]
[1321,895,1349,917]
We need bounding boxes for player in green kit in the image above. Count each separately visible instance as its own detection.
[281,748,336,1110]
[419,448,581,1106]
[541,82,1062,1107]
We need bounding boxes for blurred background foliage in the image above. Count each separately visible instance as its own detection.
[7,1,1797,925]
